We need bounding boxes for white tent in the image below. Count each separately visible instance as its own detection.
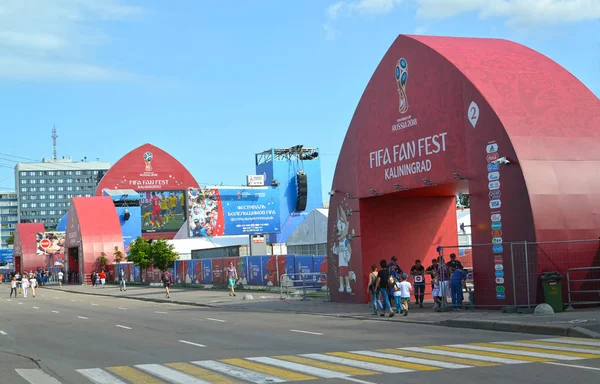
[286,208,328,246]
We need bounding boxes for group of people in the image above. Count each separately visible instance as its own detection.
[90,270,107,288]
[9,271,39,298]
[368,254,470,317]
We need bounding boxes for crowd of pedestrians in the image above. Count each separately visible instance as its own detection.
[368,254,470,317]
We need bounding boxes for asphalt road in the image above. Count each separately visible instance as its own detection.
[1,287,599,384]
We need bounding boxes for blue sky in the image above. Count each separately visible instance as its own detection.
[0,0,598,202]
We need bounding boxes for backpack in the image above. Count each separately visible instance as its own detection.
[387,275,397,291]
[162,273,171,283]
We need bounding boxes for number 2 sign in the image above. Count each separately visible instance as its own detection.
[468,101,479,128]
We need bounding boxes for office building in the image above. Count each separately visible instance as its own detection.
[0,191,18,248]
[15,157,110,227]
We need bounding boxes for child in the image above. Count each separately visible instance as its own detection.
[392,276,403,313]
[398,273,412,316]
[431,272,443,311]
[10,277,17,298]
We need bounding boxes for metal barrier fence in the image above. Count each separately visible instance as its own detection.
[440,238,600,310]
[280,272,329,301]
[566,266,600,310]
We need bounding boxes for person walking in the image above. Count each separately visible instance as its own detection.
[410,259,426,308]
[398,273,412,316]
[30,274,38,298]
[10,277,18,298]
[367,264,383,315]
[119,268,127,292]
[99,270,106,288]
[161,270,172,298]
[58,270,64,287]
[374,259,394,318]
[21,275,30,298]
[226,261,238,297]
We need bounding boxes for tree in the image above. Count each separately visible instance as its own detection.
[97,252,109,270]
[150,238,179,272]
[5,233,14,246]
[113,246,124,264]
[127,236,151,284]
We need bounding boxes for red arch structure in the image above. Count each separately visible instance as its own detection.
[96,143,199,194]
[328,35,600,306]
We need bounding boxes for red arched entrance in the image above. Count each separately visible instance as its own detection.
[328,34,600,306]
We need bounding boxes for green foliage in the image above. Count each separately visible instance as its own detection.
[127,236,152,270]
[97,252,109,269]
[149,238,179,272]
[113,245,124,264]
[5,233,14,246]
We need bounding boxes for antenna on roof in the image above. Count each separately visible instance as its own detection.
[52,126,58,160]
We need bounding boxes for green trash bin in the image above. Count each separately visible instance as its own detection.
[540,272,564,313]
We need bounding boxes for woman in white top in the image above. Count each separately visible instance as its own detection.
[30,275,38,298]
[21,275,30,298]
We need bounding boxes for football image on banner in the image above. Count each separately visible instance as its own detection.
[187,187,280,237]
[140,190,186,233]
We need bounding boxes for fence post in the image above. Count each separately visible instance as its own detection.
[524,240,531,308]
[302,274,308,301]
[565,269,575,311]
[510,242,517,307]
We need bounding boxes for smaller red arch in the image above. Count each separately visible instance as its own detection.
[96,143,199,195]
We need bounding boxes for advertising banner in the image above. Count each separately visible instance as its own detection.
[36,232,65,263]
[0,249,14,263]
[186,187,280,238]
[201,259,213,284]
[140,190,186,233]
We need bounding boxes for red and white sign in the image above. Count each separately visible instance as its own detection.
[40,239,51,249]
[486,152,499,163]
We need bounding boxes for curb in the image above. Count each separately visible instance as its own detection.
[439,318,600,339]
[42,287,216,308]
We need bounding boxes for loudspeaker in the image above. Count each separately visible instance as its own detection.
[296,172,308,211]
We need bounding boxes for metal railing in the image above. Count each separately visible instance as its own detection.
[566,266,600,310]
[279,272,329,301]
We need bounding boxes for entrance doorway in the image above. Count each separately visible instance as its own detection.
[68,247,80,284]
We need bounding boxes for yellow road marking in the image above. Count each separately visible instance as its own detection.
[377,349,499,367]
[221,358,316,381]
[327,352,440,371]
[473,343,600,359]
[274,355,380,376]
[106,366,165,384]
[426,346,552,362]
[166,363,240,384]
[520,340,600,351]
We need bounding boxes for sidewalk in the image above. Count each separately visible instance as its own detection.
[43,284,600,339]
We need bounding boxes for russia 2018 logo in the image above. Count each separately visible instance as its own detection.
[143,151,153,172]
[396,58,408,114]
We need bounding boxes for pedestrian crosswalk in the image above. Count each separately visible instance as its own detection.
[14,337,600,383]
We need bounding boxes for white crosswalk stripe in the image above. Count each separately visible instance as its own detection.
[192,360,287,384]
[493,341,600,355]
[299,353,413,373]
[448,344,582,361]
[136,364,212,384]
[352,350,472,369]
[247,356,350,378]
[15,369,63,384]
[537,338,600,348]
[402,347,528,364]
[76,368,128,384]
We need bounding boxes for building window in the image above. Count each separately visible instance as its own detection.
[48,187,55,192]
[48,171,55,176]
[22,180,27,184]
[21,203,28,208]
[30,179,36,184]
[49,195,55,199]
[39,179,45,184]
[58,194,65,199]
[40,195,46,200]
[66,179,73,183]
[49,203,56,207]
[67,186,73,191]
[20,171,26,177]
[40,203,46,208]
[38,171,44,176]
[30,171,36,176]
[30,203,37,208]
[49,210,56,215]
[30,187,37,192]
[57,179,64,184]
[76,171,82,175]
[20,187,27,192]
[58,186,64,191]
[40,210,46,215]
[39,187,46,192]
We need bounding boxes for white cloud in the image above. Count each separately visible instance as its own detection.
[324,0,404,38]
[0,0,143,81]
[415,0,600,26]
[323,23,338,40]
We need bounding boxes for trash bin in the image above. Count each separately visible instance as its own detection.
[540,272,564,313]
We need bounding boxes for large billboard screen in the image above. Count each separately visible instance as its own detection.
[36,232,65,263]
[140,190,186,233]
[187,187,280,237]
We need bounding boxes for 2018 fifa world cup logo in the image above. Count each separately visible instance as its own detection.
[143,151,153,172]
[396,58,408,114]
